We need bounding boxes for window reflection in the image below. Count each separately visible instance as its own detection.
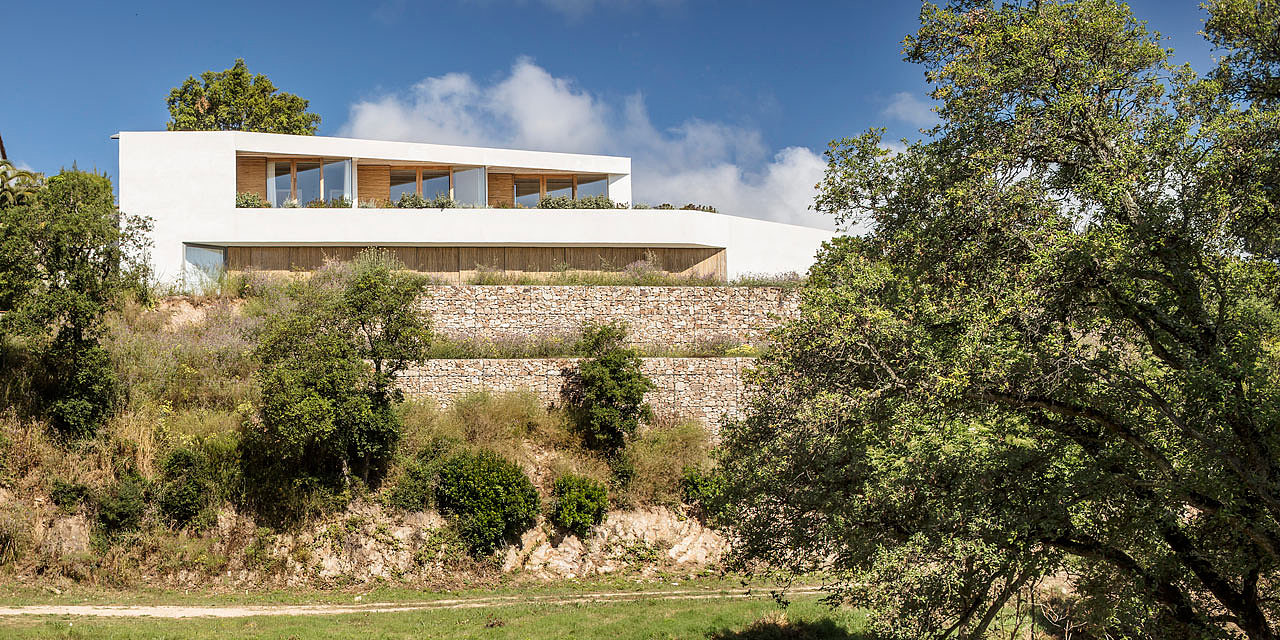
[389,169,417,201]
[295,162,322,205]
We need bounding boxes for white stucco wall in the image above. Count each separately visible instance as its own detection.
[117,131,835,282]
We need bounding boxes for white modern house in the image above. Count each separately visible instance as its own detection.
[115,131,834,283]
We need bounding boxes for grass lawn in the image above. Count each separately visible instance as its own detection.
[0,593,871,639]
[0,575,792,607]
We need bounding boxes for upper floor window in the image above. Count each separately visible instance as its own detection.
[266,158,352,206]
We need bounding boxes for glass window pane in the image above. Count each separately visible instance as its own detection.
[452,168,484,207]
[576,175,607,198]
[422,171,450,200]
[546,177,573,199]
[514,176,541,207]
[270,161,292,207]
[389,169,417,201]
[323,160,351,204]
[296,161,322,205]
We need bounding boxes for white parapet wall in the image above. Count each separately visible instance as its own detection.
[117,131,836,282]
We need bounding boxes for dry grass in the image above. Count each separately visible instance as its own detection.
[103,299,260,413]
[621,414,713,507]
[394,392,613,496]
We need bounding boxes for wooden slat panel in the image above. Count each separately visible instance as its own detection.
[251,247,290,271]
[460,247,506,282]
[289,246,328,270]
[222,246,727,281]
[226,247,250,270]
[505,247,565,274]
[236,157,267,199]
[417,247,460,283]
[378,246,420,270]
[487,173,514,207]
[357,165,390,205]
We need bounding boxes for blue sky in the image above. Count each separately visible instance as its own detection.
[2,1,1217,225]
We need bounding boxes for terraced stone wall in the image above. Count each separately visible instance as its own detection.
[397,357,752,436]
[419,285,799,347]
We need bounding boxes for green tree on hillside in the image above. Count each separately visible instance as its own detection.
[0,170,151,437]
[166,59,320,134]
[719,1,1280,638]
[240,250,431,523]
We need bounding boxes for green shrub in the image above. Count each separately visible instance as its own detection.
[565,323,655,458]
[536,195,622,209]
[41,338,120,440]
[680,465,726,524]
[235,192,270,208]
[157,447,212,528]
[548,473,608,538]
[425,195,457,208]
[394,192,429,208]
[388,436,459,512]
[434,450,540,556]
[50,479,91,513]
[96,471,148,538]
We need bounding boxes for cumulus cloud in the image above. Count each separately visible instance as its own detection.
[882,91,938,128]
[340,58,832,228]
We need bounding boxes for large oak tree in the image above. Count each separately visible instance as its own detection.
[719,1,1280,638]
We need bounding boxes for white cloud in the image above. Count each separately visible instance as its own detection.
[882,91,938,128]
[340,58,832,228]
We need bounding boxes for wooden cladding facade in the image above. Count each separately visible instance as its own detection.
[224,246,726,281]
[235,157,267,199]
[356,164,391,204]
[486,173,514,207]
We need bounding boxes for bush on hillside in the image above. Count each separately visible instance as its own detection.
[387,436,460,512]
[50,479,91,513]
[681,465,726,525]
[548,473,608,538]
[96,471,148,538]
[434,450,540,556]
[40,338,120,440]
[242,249,431,524]
[564,323,654,458]
[157,447,214,528]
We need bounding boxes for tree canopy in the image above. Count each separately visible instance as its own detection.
[719,1,1280,638]
[240,250,431,524]
[166,59,320,134]
[0,169,152,437]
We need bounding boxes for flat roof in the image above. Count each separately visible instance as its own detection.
[115,131,631,175]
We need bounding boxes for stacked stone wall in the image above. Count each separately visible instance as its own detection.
[418,285,799,347]
[397,357,751,437]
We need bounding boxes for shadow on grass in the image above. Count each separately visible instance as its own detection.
[709,612,874,640]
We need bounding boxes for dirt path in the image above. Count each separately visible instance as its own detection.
[0,586,825,619]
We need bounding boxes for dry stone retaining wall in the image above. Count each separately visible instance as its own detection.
[418,285,799,347]
[397,357,752,436]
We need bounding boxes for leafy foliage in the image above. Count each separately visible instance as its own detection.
[434,449,540,556]
[0,170,151,438]
[680,465,725,523]
[157,447,214,528]
[564,323,655,458]
[720,2,1280,639]
[96,471,148,538]
[394,193,457,209]
[548,473,608,538]
[166,59,319,134]
[235,192,269,208]
[535,195,623,209]
[49,479,91,513]
[0,160,40,209]
[240,250,431,523]
[387,436,459,512]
